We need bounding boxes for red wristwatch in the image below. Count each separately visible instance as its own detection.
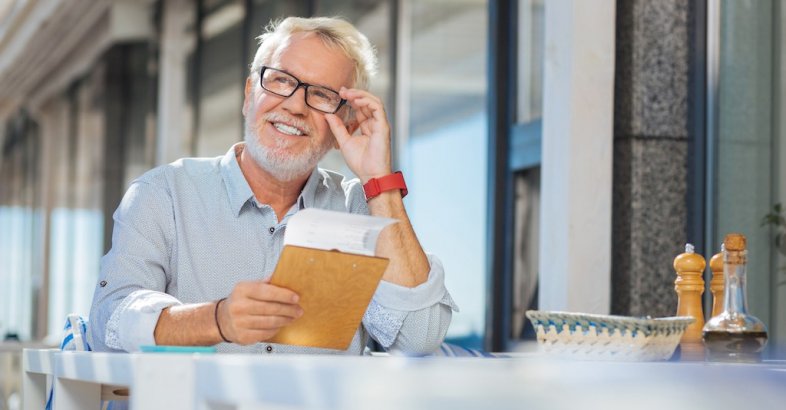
[363,171,408,201]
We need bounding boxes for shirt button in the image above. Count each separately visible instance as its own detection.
[99,280,107,287]
[268,227,275,234]
[265,345,273,353]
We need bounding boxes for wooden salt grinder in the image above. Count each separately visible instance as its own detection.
[674,243,706,345]
[709,247,724,319]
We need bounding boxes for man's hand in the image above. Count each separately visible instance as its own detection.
[217,280,303,345]
[324,89,429,289]
[325,88,392,183]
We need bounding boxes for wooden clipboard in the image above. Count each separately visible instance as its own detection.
[268,245,389,350]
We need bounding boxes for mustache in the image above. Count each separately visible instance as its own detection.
[258,112,311,135]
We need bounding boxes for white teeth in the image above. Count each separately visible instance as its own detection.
[273,122,304,136]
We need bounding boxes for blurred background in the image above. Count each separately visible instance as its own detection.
[1,0,786,407]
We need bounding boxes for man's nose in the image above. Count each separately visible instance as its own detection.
[280,85,308,115]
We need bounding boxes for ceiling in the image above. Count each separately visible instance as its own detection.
[0,0,112,115]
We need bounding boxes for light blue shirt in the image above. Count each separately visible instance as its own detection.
[88,143,456,355]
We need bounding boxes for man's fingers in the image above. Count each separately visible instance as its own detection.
[243,300,303,318]
[326,114,352,147]
[348,108,373,136]
[239,315,298,331]
[347,97,387,129]
[352,104,370,124]
[347,96,379,114]
[232,329,282,345]
[340,88,387,124]
[245,282,300,304]
[223,281,307,344]
[340,88,382,105]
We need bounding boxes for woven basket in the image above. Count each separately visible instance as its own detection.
[525,310,695,361]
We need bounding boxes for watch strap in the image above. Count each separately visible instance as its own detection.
[363,171,408,201]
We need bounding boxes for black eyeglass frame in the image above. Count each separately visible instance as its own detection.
[259,66,347,114]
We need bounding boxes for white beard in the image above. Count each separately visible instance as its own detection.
[243,111,332,182]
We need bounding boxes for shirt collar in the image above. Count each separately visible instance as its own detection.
[220,143,329,216]
[298,167,325,210]
[220,143,255,217]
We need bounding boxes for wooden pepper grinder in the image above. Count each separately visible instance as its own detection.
[674,243,706,360]
[709,245,724,319]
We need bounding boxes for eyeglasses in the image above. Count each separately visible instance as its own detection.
[259,66,347,114]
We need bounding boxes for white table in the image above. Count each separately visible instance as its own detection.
[23,349,786,410]
[193,354,786,410]
[23,349,196,410]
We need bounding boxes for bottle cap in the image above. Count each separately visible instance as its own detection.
[724,233,747,251]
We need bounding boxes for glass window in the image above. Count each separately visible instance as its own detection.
[47,70,106,340]
[315,0,393,177]
[45,97,76,342]
[160,0,197,165]
[710,0,786,351]
[713,0,775,331]
[0,114,40,341]
[401,0,488,348]
[775,0,786,350]
[196,0,246,157]
[511,0,545,342]
[122,45,158,186]
[516,0,544,124]
[512,168,539,339]
[247,0,309,62]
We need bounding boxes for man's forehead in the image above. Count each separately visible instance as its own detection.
[267,33,296,63]
[267,33,354,88]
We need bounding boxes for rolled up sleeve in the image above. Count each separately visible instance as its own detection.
[88,177,178,352]
[362,253,459,354]
[105,290,182,352]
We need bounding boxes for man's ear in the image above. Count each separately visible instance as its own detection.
[242,77,253,116]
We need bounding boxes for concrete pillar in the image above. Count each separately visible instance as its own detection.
[612,0,694,317]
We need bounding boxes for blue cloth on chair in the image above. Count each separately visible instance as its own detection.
[60,315,91,352]
[431,342,498,357]
[45,314,92,410]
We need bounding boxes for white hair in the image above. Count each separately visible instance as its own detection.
[250,16,378,90]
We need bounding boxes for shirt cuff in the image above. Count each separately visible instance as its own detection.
[363,253,459,348]
[363,299,405,347]
[373,253,459,312]
[105,290,182,352]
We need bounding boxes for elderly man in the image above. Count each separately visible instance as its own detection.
[88,16,457,355]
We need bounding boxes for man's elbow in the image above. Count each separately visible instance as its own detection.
[391,306,452,355]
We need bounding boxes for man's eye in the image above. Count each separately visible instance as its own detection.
[311,89,336,101]
[312,90,328,100]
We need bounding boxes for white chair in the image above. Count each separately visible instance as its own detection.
[45,315,128,410]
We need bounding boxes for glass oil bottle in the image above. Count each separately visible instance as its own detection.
[702,233,768,362]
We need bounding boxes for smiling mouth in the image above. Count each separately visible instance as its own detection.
[272,122,306,136]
